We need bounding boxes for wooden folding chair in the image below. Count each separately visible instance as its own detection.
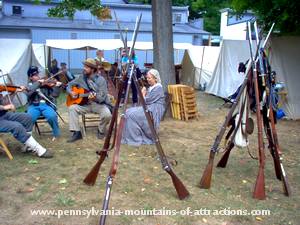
[0,136,13,160]
[81,113,100,136]
[34,115,52,136]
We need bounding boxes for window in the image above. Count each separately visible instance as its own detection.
[12,5,22,15]
[173,13,182,23]
[70,33,77,39]
[193,35,200,45]
[114,34,120,39]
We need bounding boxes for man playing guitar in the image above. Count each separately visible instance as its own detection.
[66,58,112,142]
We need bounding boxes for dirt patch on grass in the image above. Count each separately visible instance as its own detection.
[0,91,299,225]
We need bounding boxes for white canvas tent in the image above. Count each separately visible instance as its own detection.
[45,39,193,69]
[205,40,253,98]
[0,39,32,105]
[270,36,300,120]
[0,39,48,105]
[45,39,193,51]
[32,43,48,75]
[180,46,220,89]
[203,38,299,120]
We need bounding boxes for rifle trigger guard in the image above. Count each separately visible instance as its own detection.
[96,148,110,156]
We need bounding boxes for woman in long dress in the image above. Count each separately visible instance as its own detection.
[121,69,165,146]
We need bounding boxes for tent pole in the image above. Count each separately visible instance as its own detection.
[198,46,205,88]
[43,44,47,73]
[47,46,52,76]
[146,50,148,63]
[68,49,70,71]
[176,49,179,64]
[208,34,212,46]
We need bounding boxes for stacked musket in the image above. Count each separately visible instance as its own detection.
[84,12,189,225]
[199,21,291,200]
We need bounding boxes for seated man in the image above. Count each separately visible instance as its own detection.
[121,69,165,146]
[60,62,75,82]
[26,66,61,141]
[0,87,53,158]
[95,49,108,63]
[66,58,112,142]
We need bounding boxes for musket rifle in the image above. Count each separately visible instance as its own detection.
[83,13,140,187]
[99,14,142,225]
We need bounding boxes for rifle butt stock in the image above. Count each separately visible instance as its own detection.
[166,169,190,200]
[199,151,215,189]
[83,153,107,186]
[271,151,282,181]
[279,161,291,196]
[253,166,266,200]
[216,142,234,168]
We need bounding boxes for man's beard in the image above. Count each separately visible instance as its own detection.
[84,69,93,76]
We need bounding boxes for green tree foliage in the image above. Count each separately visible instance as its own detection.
[32,0,111,20]
[128,0,230,34]
[184,0,230,34]
[231,0,300,34]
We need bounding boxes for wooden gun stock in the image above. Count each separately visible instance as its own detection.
[253,164,266,200]
[132,75,190,200]
[199,151,215,189]
[268,140,282,181]
[279,158,291,196]
[217,142,235,168]
[263,112,282,180]
[268,106,291,196]
[166,168,190,200]
[199,67,251,189]
[83,77,124,186]
[83,153,107,185]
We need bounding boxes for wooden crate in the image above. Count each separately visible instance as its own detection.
[167,84,199,121]
[180,86,199,121]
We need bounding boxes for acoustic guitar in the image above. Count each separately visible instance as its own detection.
[66,86,95,107]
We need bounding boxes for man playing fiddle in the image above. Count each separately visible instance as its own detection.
[0,85,53,158]
[26,66,61,141]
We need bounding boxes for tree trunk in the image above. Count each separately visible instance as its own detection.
[152,0,175,89]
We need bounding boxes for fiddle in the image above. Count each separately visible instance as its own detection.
[39,79,58,88]
[40,70,64,88]
[0,84,26,92]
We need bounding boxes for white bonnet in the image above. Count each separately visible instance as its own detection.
[148,68,161,83]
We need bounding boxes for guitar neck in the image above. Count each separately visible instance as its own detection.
[79,93,92,98]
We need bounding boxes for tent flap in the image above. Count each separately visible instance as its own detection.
[205,40,252,98]
[180,46,220,88]
[270,36,300,120]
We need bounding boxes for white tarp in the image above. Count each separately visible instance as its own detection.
[270,36,300,120]
[46,39,123,50]
[46,39,193,51]
[32,43,48,75]
[206,40,253,98]
[0,39,32,105]
[180,46,220,88]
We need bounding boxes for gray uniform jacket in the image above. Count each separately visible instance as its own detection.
[66,74,112,108]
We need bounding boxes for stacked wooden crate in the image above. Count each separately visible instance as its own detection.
[167,84,199,121]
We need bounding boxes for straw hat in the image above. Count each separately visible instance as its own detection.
[82,58,97,69]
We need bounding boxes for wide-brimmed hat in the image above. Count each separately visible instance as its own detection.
[82,58,97,69]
